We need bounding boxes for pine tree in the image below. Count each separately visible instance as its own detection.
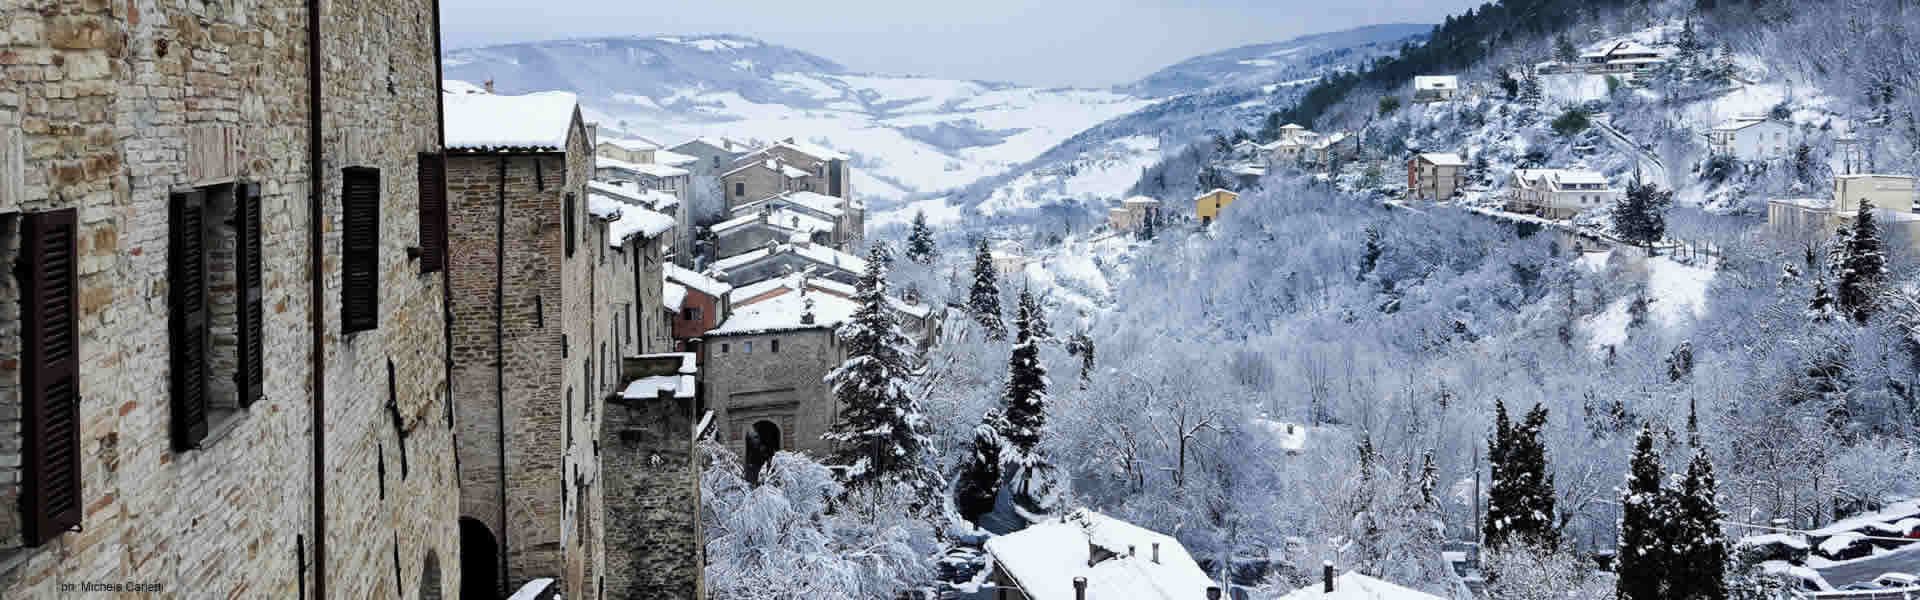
[1138,208,1157,240]
[1066,329,1095,389]
[1513,405,1558,547]
[1611,180,1673,250]
[1019,291,1053,343]
[1808,275,1838,322]
[968,238,1007,340]
[822,244,938,499]
[1554,34,1578,63]
[1357,225,1383,281]
[1485,399,1517,548]
[999,286,1050,465]
[906,210,936,265]
[1519,70,1544,107]
[1670,444,1729,600]
[954,410,1008,522]
[1617,425,1672,600]
[1835,201,1887,323]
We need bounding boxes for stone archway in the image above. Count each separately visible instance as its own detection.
[458,518,498,600]
[744,420,782,484]
[419,550,443,600]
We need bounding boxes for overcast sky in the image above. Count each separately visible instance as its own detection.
[441,0,1485,88]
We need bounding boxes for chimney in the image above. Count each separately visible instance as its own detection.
[483,78,495,94]
[1206,586,1222,600]
[1072,577,1087,600]
[1128,545,1136,558]
[1151,543,1160,564]
[1323,561,1335,593]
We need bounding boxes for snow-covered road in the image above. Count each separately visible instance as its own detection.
[1816,544,1920,588]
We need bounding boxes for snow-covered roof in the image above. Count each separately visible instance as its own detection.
[984,509,1214,600]
[708,279,860,336]
[779,164,811,179]
[442,79,488,95]
[1122,196,1160,206]
[1232,165,1267,177]
[507,579,556,600]
[1551,170,1610,186]
[1416,153,1467,167]
[711,240,868,276]
[443,90,578,152]
[1806,499,1920,537]
[590,193,676,245]
[666,263,732,298]
[1769,196,1833,211]
[655,149,699,167]
[1712,117,1777,132]
[601,138,658,151]
[674,136,747,153]
[1275,571,1446,600]
[663,281,688,312]
[1607,57,1667,65]
[1280,123,1307,131]
[721,158,785,179]
[620,353,698,400]
[776,138,850,162]
[1583,40,1660,59]
[714,208,834,236]
[1193,188,1237,201]
[598,155,690,178]
[1413,75,1458,91]
[1310,132,1351,150]
[590,180,680,212]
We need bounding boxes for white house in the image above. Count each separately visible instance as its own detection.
[1708,116,1793,161]
[1262,124,1324,164]
[1505,168,1622,218]
[984,509,1217,600]
[1412,76,1459,102]
[1769,174,1920,243]
[1580,40,1667,76]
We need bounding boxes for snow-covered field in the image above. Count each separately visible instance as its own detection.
[974,136,1164,215]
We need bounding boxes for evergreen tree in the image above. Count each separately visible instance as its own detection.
[906,210,936,265]
[1066,328,1095,389]
[1808,274,1837,322]
[1519,70,1544,107]
[1019,290,1053,343]
[1611,181,1673,250]
[1487,401,1557,548]
[1138,208,1157,241]
[969,238,1007,340]
[1554,34,1578,63]
[1417,450,1439,508]
[954,410,1008,522]
[1357,225,1383,281]
[999,286,1051,465]
[1617,425,1672,600]
[1498,68,1520,99]
[1485,399,1517,548]
[1835,201,1887,323]
[1670,444,1729,600]
[822,244,939,499]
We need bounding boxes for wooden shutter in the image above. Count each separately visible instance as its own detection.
[235,183,265,407]
[418,153,447,274]
[169,191,210,451]
[564,192,576,257]
[20,208,81,545]
[342,167,381,333]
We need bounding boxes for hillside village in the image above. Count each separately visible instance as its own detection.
[6,0,1920,599]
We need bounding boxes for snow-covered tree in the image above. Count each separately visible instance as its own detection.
[1670,444,1730,600]
[1482,540,1615,600]
[906,210,936,265]
[1065,328,1095,389]
[954,410,1008,522]
[823,244,939,499]
[999,286,1050,464]
[1611,180,1673,250]
[1486,401,1555,548]
[968,238,1007,340]
[1616,425,1672,600]
[1834,201,1887,323]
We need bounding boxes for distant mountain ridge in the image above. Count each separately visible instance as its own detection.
[1125,23,1432,97]
[445,34,847,107]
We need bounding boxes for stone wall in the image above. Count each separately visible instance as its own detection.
[601,355,703,600]
[0,0,457,597]
[721,162,785,212]
[704,327,843,459]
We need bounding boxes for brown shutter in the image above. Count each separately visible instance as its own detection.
[20,208,81,545]
[418,153,447,274]
[169,191,210,451]
[342,167,381,333]
[235,183,265,407]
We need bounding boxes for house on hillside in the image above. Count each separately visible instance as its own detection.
[983,508,1218,600]
[1505,168,1622,218]
[598,138,660,164]
[709,237,868,287]
[1109,196,1161,232]
[1769,174,1920,243]
[1407,153,1467,202]
[1196,188,1239,225]
[722,157,814,209]
[1263,123,1324,164]
[671,137,751,177]
[1581,40,1667,76]
[665,264,732,355]
[726,190,862,254]
[1412,75,1460,103]
[1308,132,1358,165]
[1274,566,1447,600]
[731,138,854,203]
[1708,116,1793,161]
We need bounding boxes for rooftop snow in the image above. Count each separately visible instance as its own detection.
[1193,188,1237,201]
[711,240,868,276]
[1122,195,1160,205]
[620,352,698,401]
[714,208,834,235]
[777,139,850,161]
[738,191,846,218]
[607,202,676,245]
[665,264,732,298]
[1417,152,1467,166]
[602,138,658,151]
[598,156,690,178]
[1770,197,1833,210]
[589,180,678,211]
[1413,75,1459,90]
[443,89,577,151]
[984,509,1214,600]
[655,149,699,167]
[1712,118,1775,131]
[708,279,859,336]
[1275,572,1446,600]
[663,281,688,312]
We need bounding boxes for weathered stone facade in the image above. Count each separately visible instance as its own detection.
[0,0,457,598]
[704,327,845,460]
[602,354,704,600]
[719,159,793,212]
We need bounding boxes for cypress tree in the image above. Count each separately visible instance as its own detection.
[999,286,1050,464]
[822,244,938,498]
[1617,425,1671,600]
[1835,201,1886,323]
[1485,399,1517,548]
[969,238,1007,339]
[1513,405,1558,547]
[1671,445,1729,600]
[906,210,936,264]
[955,409,1008,522]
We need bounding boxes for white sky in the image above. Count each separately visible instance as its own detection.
[440,0,1486,88]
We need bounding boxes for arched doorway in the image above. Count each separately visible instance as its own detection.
[419,551,443,600]
[744,420,782,484]
[458,518,498,600]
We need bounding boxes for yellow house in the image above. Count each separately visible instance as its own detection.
[1195,188,1238,225]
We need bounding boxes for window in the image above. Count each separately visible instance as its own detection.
[721,343,729,354]
[19,209,82,546]
[771,339,779,353]
[712,156,720,168]
[564,192,577,257]
[734,182,744,198]
[169,184,264,451]
[682,307,700,321]
[417,153,447,274]
[744,341,753,354]
[342,167,381,333]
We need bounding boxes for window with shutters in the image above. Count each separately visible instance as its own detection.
[169,184,262,453]
[10,209,83,550]
[564,192,577,257]
[418,153,448,274]
[342,167,381,333]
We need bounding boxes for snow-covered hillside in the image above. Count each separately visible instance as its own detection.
[445,34,1155,202]
[1125,23,1430,97]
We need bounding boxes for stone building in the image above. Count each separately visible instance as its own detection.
[720,156,811,211]
[602,352,706,600]
[722,190,862,255]
[670,137,750,178]
[665,264,732,355]
[596,157,692,266]
[443,88,613,600]
[0,0,457,598]
[709,238,868,288]
[591,180,685,271]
